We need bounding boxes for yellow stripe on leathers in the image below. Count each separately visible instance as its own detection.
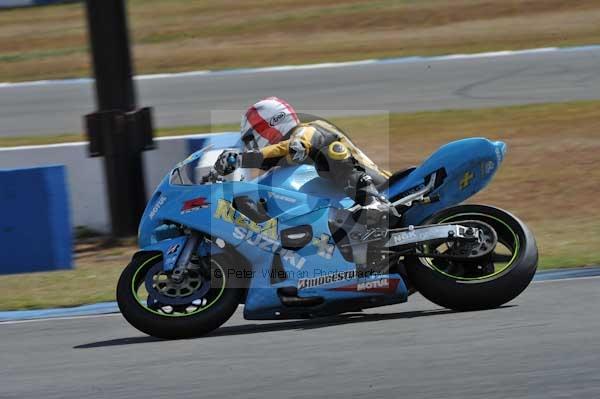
[261,139,290,159]
[310,120,392,178]
[259,120,391,177]
[284,126,315,164]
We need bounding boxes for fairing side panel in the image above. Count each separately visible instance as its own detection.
[136,139,503,319]
[242,207,409,319]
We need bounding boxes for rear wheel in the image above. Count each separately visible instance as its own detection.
[117,251,243,339]
[405,204,538,311]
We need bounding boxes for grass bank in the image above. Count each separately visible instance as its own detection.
[0,124,238,148]
[0,100,598,310]
[1,0,600,82]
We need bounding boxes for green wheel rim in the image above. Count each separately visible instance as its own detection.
[131,254,227,317]
[421,213,520,281]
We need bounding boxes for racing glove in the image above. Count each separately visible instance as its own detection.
[215,150,241,176]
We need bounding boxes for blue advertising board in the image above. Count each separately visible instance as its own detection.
[0,165,72,274]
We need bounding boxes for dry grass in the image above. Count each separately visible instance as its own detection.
[340,101,600,270]
[1,100,599,310]
[1,0,600,81]
[0,238,138,310]
[0,123,238,148]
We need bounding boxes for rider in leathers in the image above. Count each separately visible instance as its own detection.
[214,97,392,220]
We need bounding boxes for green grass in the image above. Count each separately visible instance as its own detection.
[0,47,86,63]
[0,239,138,311]
[1,0,600,82]
[0,100,599,310]
[0,123,238,148]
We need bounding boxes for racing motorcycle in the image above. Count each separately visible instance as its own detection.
[117,137,538,339]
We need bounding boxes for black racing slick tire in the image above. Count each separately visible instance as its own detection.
[117,251,243,339]
[405,204,538,311]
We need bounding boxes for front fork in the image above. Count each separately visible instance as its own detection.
[171,231,201,282]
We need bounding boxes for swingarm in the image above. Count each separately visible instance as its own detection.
[385,221,498,261]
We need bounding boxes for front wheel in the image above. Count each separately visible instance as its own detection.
[405,204,538,311]
[117,251,243,339]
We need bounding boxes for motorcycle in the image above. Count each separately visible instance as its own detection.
[117,137,538,339]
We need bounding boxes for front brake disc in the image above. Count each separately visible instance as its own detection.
[144,262,211,306]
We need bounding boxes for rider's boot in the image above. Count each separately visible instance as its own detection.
[353,195,393,227]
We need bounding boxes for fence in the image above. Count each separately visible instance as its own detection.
[0,132,237,232]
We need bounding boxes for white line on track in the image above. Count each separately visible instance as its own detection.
[0,131,233,151]
[1,45,599,90]
[2,275,599,325]
[0,312,122,325]
[533,275,600,284]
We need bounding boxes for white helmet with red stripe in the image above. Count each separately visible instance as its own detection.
[241,97,299,151]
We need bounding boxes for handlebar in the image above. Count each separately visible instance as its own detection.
[201,168,223,184]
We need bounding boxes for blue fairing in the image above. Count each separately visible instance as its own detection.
[385,138,506,225]
[137,137,505,319]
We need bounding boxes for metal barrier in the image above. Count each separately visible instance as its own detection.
[0,132,238,232]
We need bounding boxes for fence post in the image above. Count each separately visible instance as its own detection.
[84,0,154,237]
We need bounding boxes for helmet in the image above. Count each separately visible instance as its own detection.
[241,97,299,151]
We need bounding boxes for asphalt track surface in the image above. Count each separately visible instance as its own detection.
[2,46,600,137]
[2,276,600,399]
